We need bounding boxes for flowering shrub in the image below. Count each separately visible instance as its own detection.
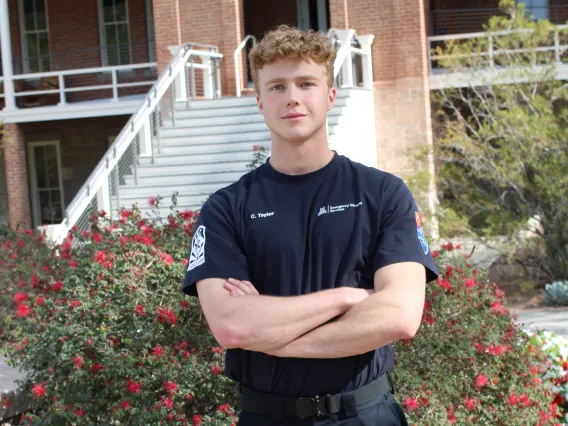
[392,243,564,425]
[1,205,565,425]
[528,330,568,424]
[0,196,238,425]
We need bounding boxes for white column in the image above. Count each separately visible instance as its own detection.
[0,0,16,110]
[202,57,214,99]
[139,115,153,156]
[358,35,375,90]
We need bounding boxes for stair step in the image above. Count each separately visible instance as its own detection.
[157,130,271,146]
[116,173,246,197]
[160,121,270,137]
[123,170,245,187]
[113,194,213,213]
[138,149,267,166]
[157,139,269,156]
[174,96,258,110]
[133,160,252,176]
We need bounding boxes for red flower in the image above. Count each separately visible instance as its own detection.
[92,233,103,244]
[69,260,78,268]
[32,384,46,398]
[491,301,507,315]
[442,242,454,251]
[120,400,130,409]
[14,292,27,304]
[164,381,178,394]
[35,296,45,306]
[180,300,189,309]
[192,415,202,426]
[75,408,84,416]
[162,396,174,409]
[403,396,420,411]
[475,373,490,388]
[445,266,453,277]
[91,363,104,375]
[135,304,145,315]
[438,279,453,291]
[507,395,520,406]
[156,307,177,326]
[51,281,63,292]
[126,379,142,394]
[464,277,476,289]
[69,300,81,310]
[446,406,457,424]
[16,304,32,317]
[431,250,439,258]
[212,365,222,375]
[152,344,164,358]
[464,397,476,411]
[142,235,153,246]
[73,356,84,369]
[149,197,156,207]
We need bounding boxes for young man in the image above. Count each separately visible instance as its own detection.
[183,25,438,425]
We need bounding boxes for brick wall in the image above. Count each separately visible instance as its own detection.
[329,0,434,181]
[22,116,130,213]
[3,124,31,230]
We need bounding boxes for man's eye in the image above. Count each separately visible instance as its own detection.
[270,85,283,91]
[302,82,315,87]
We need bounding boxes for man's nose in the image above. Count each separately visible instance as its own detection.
[285,86,300,107]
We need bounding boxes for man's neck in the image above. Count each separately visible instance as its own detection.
[268,129,334,176]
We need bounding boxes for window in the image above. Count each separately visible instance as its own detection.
[98,0,131,66]
[18,0,51,73]
[27,141,65,227]
[519,0,549,20]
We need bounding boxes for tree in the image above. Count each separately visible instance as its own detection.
[430,0,568,281]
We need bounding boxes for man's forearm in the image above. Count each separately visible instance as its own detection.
[219,287,365,352]
[264,292,411,358]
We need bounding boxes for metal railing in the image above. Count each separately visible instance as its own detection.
[430,5,568,36]
[234,35,257,97]
[428,24,568,73]
[47,43,223,244]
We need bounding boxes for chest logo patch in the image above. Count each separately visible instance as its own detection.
[188,225,206,271]
[416,212,429,255]
[318,202,362,217]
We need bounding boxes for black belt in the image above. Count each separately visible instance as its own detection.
[239,373,393,419]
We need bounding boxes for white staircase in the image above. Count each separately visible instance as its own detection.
[115,88,367,218]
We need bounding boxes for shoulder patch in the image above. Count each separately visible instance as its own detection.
[188,225,206,271]
[415,212,429,255]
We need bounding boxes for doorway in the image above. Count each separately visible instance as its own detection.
[242,0,330,85]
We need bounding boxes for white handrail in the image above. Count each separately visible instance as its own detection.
[53,43,223,244]
[428,24,568,72]
[234,35,257,97]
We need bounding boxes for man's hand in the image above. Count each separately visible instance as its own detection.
[225,278,374,299]
[224,278,259,296]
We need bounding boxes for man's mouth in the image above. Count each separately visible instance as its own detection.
[282,113,307,119]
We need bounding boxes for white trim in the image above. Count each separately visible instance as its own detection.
[18,0,51,73]
[27,140,65,228]
[97,0,132,66]
[145,0,156,62]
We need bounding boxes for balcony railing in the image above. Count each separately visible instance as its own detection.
[430,5,568,36]
[0,40,157,109]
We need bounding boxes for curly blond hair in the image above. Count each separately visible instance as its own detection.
[248,25,336,92]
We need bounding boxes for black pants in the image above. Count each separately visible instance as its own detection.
[237,393,409,426]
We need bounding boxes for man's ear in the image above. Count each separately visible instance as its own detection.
[327,87,337,111]
[256,94,263,114]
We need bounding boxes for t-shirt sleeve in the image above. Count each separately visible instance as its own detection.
[182,194,249,296]
[371,178,439,283]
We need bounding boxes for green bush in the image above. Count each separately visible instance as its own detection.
[0,203,564,425]
[1,197,238,425]
[393,243,564,425]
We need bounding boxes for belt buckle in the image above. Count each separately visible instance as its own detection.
[297,394,327,418]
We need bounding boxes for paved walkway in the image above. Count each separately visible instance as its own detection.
[513,308,568,338]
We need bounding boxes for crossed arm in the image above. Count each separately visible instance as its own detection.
[195,262,426,358]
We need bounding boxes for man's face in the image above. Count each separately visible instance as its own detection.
[256,58,336,144]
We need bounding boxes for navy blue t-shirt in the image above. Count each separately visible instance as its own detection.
[183,152,438,397]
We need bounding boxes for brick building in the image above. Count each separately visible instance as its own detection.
[0,0,565,233]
